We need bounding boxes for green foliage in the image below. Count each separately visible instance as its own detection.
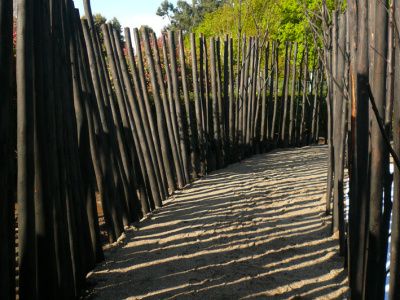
[193,0,332,41]
[192,0,341,69]
[93,13,107,35]
[92,13,124,44]
[156,0,226,33]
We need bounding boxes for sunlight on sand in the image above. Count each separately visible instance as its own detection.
[86,146,349,299]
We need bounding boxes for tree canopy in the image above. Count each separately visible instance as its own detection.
[193,0,337,42]
[156,0,339,48]
[92,13,124,43]
[156,0,226,33]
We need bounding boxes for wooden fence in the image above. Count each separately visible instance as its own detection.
[323,1,400,299]
[0,0,325,298]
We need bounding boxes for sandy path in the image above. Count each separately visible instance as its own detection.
[86,146,348,299]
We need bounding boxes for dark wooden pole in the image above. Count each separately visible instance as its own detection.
[178,30,198,179]
[228,37,235,159]
[280,42,291,145]
[168,31,191,182]
[74,9,106,261]
[161,34,182,171]
[267,41,276,144]
[17,0,37,296]
[332,13,346,256]
[124,29,164,208]
[241,37,251,152]
[111,27,143,221]
[311,65,321,143]
[300,44,308,146]
[210,37,223,167]
[223,35,230,150]
[142,27,177,193]
[81,19,119,241]
[365,1,389,297]
[216,37,225,164]
[288,42,298,145]
[0,0,15,298]
[271,42,279,145]
[101,24,134,226]
[151,30,185,188]
[260,42,269,150]
[133,28,168,198]
[237,36,247,152]
[348,0,370,297]
[390,2,400,298]
[190,33,207,176]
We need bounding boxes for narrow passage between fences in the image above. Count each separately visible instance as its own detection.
[86,146,348,299]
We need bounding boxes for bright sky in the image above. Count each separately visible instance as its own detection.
[73,0,177,35]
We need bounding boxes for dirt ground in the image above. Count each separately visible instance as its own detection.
[86,146,349,299]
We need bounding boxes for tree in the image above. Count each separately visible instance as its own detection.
[157,0,226,33]
[91,13,123,44]
[193,0,337,42]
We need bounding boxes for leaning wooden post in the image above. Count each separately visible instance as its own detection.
[216,37,226,164]
[223,35,230,151]
[390,2,400,298]
[198,35,206,138]
[83,0,129,241]
[210,37,223,168]
[260,42,270,151]
[0,0,15,298]
[288,42,298,145]
[237,36,247,152]
[253,39,262,152]
[168,31,191,182]
[124,29,164,208]
[244,37,254,150]
[202,34,211,143]
[53,7,84,295]
[332,13,346,256]
[321,4,334,216]
[83,0,110,119]
[104,26,133,229]
[365,1,389,297]
[133,28,168,198]
[267,41,276,144]
[161,34,182,165]
[178,30,198,179]
[250,38,260,150]
[111,27,144,220]
[280,41,291,145]
[17,0,37,296]
[200,35,214,170]
[300,44,308,146]
[241,37,251,152]
[142,27,177,193]
[81,19,119,241]
[348,0,370,296]
[228,37,236,159]
[270,42,279,145]
[69,4,99,271]
[311,64,321,143]
[101,24,135,225]
[190,33,207,176]
[62,0,100,287]
[294,48,304,145]
[151,30,185,188]
[41,1,71,294]
[74,8,108,259]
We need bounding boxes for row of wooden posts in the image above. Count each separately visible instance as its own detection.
[323,1,400,299]
[0,0,326,298]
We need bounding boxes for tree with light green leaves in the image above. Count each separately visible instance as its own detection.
[156,0,226,33]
